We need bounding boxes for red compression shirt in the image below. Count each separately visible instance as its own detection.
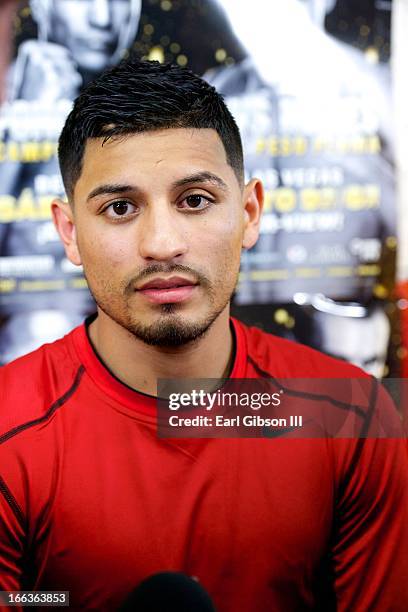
[0,318,407,611]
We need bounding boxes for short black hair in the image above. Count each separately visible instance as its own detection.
[58,60,244,200]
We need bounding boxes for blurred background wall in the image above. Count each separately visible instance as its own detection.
[1,0,406,379]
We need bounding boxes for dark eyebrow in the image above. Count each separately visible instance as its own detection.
[86,183,136,202]
[86,172,229,203]
[171,172,229,192]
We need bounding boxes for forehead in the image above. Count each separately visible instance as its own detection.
[304,0,336,12]
[75,128,237,197]
[51,0,131,16]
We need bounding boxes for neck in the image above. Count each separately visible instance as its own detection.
[88,308,234,397]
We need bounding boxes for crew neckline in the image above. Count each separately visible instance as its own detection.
[70,316,248,416]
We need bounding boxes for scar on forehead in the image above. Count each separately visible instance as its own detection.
[155,159,164,166]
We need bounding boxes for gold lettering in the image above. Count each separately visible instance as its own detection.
[0,195,16,222]
[21,142,41,163]
[274,188,296,213]
[0,279,17,293]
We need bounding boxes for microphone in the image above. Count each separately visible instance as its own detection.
[118,571,216,611]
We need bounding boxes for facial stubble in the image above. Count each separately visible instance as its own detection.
[87,262,237,348]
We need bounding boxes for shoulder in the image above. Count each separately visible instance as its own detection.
[0,327,83,438]
[235,320,403,441]
[234,318,367,378]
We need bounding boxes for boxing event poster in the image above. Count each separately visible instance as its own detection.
[0,0,397,373]
[215,0,395,306]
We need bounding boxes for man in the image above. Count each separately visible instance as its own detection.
[11,0,142,100]
[0,60,407,611]
[0,0,141,364]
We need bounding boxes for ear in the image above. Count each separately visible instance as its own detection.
[242,178,264,249]
[51,198,82,266]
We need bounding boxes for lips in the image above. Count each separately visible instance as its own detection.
[75,37,115,52]
[137,276,198,305]
[138,276,196,291]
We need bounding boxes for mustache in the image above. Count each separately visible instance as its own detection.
[125,263,211,292]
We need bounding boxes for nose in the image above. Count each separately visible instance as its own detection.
[138,205,189,262]
[89,0,110,28]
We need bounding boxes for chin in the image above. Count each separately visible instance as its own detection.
[126,309,220,348]
[76,53,112,74]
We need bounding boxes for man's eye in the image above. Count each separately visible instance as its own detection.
[179,194,213,210]
[105,201,137,218]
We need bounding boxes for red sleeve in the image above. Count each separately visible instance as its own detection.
[0,473,25,611]
[0,425,58,611]
[332,382,408,611]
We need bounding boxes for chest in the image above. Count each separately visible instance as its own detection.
[36,426,334,607]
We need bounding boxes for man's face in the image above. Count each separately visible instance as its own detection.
[49,0,139,72]
[63,129,261,347]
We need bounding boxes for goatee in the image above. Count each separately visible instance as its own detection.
[119,306,222,347]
